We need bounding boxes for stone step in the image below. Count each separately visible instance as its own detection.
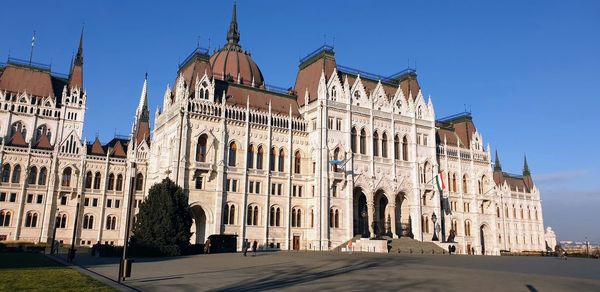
[387,237,447,254]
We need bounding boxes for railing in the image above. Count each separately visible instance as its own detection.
[437,111,472,123]
[299,45,334,64]
[263,84,293,95]
[7,57,51,71]
[178,47,210,69]
[337,65,415,85]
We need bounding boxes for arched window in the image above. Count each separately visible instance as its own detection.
[246,205,259,226]
[253,206,258,226]
[11,121,26,138]
[247,144,255,169]
[107,173,115,190]
[360,129,366,154]
[452,173,457,192]
[462,175,468,193]
[276,207,281,227]
[229,205,235,225]
[351,127,357,153]
[296,209,302,227]
[11,164,21,183]
[332,148,341,172]
[116,174,123,191]
[106,215,117,230]
[85,171,93,189]
[381,133,388,158]
[93,172,101,189]
[228,142,237,167]
[278,148,285,172]
[1,164,11,183]
[292,209,297,227]
[83,214,94,229]
[497,207,501,218]
[256,146,264,170]
[464,221,471,236]
[417,106,423,119]
[0,210,11,226]
[294,151,301,174]
[135,173,144,191]
[61,167,72,187]
[224,203,235,225]
[269,147,276,171]
[372,131,379,156]
[196,134,208,162]
[394,135,400,160]
[58,213,67,228]
[25,211,38,227]
[269,206,275,226]
[28,166,38,185]
[310,209,314,228]
[402,136,409,161]
[36,124,51,141]
[38,167,47,185]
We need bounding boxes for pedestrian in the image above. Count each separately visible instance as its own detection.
[347,240,353,254]
[252,240,257,256]
[204,239,211,254]
[243,239,249,256]
[562,251,568,260]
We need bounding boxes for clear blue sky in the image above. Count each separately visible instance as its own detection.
[1,0,599,242]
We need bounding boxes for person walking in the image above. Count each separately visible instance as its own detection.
[204,239,211,254]
[243,239,249,256]
[252,240,257,256]
[347,240,353,254]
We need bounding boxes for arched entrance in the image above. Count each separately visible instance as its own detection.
[374,190,389,237]
[394,193,412,237]
[480,224,490,255]
[190,205,207,244]
[353,187,368,237]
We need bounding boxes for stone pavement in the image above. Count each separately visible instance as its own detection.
[63,251,600,292]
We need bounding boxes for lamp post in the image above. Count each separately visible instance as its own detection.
[361,208,368,238]
[431,212,439,241]
[50,208,59,254]
[68,194,81,262]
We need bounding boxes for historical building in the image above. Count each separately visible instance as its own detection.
[0,3,547,254]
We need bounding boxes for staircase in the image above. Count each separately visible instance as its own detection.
[387,237,447,254]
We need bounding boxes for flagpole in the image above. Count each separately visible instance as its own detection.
[29,31,36,65]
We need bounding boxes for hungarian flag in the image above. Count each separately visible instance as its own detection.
[434,171,445,194]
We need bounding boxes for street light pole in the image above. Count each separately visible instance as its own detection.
[118,162,137,283]
[431,212,439,241]
[50,208,59,254]
[68,195,81,262]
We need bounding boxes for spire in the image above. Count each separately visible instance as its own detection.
[494,150,502,172]
[523,155,531,176]
[226,0,240,46]
[136,73,150,123]
[74,26,84,66]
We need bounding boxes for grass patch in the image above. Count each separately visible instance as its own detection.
[0,253,115,291]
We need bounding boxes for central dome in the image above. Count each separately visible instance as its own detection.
[210,1,264,87]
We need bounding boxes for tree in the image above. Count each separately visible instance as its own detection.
[131,178,192,256]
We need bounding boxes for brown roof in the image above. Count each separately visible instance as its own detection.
[295,50,336,106]
[35,133,53,150]
[436,113,477,149]
[216,81,300,116]
[210,48,264,86]
[111,140,127,158]
[178,52,213,94]
[69,65,83,89]
[89,137,105,156]
[134,121,151,145]
[436,127,464,148]
[8,131,27,147]
[0,65,56,97]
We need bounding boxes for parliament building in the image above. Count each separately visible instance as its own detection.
[0,3,548,255]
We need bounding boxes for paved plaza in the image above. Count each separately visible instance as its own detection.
[59,251,600,292]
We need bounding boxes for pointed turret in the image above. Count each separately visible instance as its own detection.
[132,74,151,146]
[226,0,240,47]
[69,27,84,89]
[494,150,502,172]
[523,155,530,176]
[523,155,534,191]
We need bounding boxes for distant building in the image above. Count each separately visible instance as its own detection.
[0,2,547,254]
[545,227,557,251]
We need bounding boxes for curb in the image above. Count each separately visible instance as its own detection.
[46,254,140,292]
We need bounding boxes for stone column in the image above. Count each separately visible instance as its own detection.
[390,203,397,238]
[367,201,375,238]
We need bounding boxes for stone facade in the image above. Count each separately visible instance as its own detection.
[0,4,547,254]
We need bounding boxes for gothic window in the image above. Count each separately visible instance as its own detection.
[1,164,10,183]
[107,173,115,190]
[10,121,26,138]
[85,171,93,189]
[36,124,51,141]
[28,166,37,185]
[194,170,204,189]
[292,208,297,227]
[11,165,21,183]
[269,206,282,227]
[381,132,388,158]
[351,127,357,153]
[270,147,276,171]
[310,209,314,227]
[247,144,255,169]
[452,173,457,192]
[256,146,264,169]
[228,142,237,167]
[0,210,11,226]
[294,151,301,174]
[373,131,379,156]
[196,134,208,162]
[224,203,235,225]
[246,205,259,226]
[497,207,501,218]
[417,106,423,119]
[360,129,367,154]
[135,173,144,191]
[61,167,72,187]
[93,172,101,189]
[451,219,458,235]
[24,211,38,227]
[57,213,67,228]
[106,215,117,230]
[464,221,471,236]
[278,148,285,172]
[38,167,47,185]
[83,214,94,229]
[462,175,468,193]
[291,207,302,227]
[402,136,409,161]
[332,147,341,172]
[394,135,400,160]
[116,174,124,191]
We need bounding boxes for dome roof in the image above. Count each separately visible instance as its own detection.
[210,1,264,87]
[210,47,264,87]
